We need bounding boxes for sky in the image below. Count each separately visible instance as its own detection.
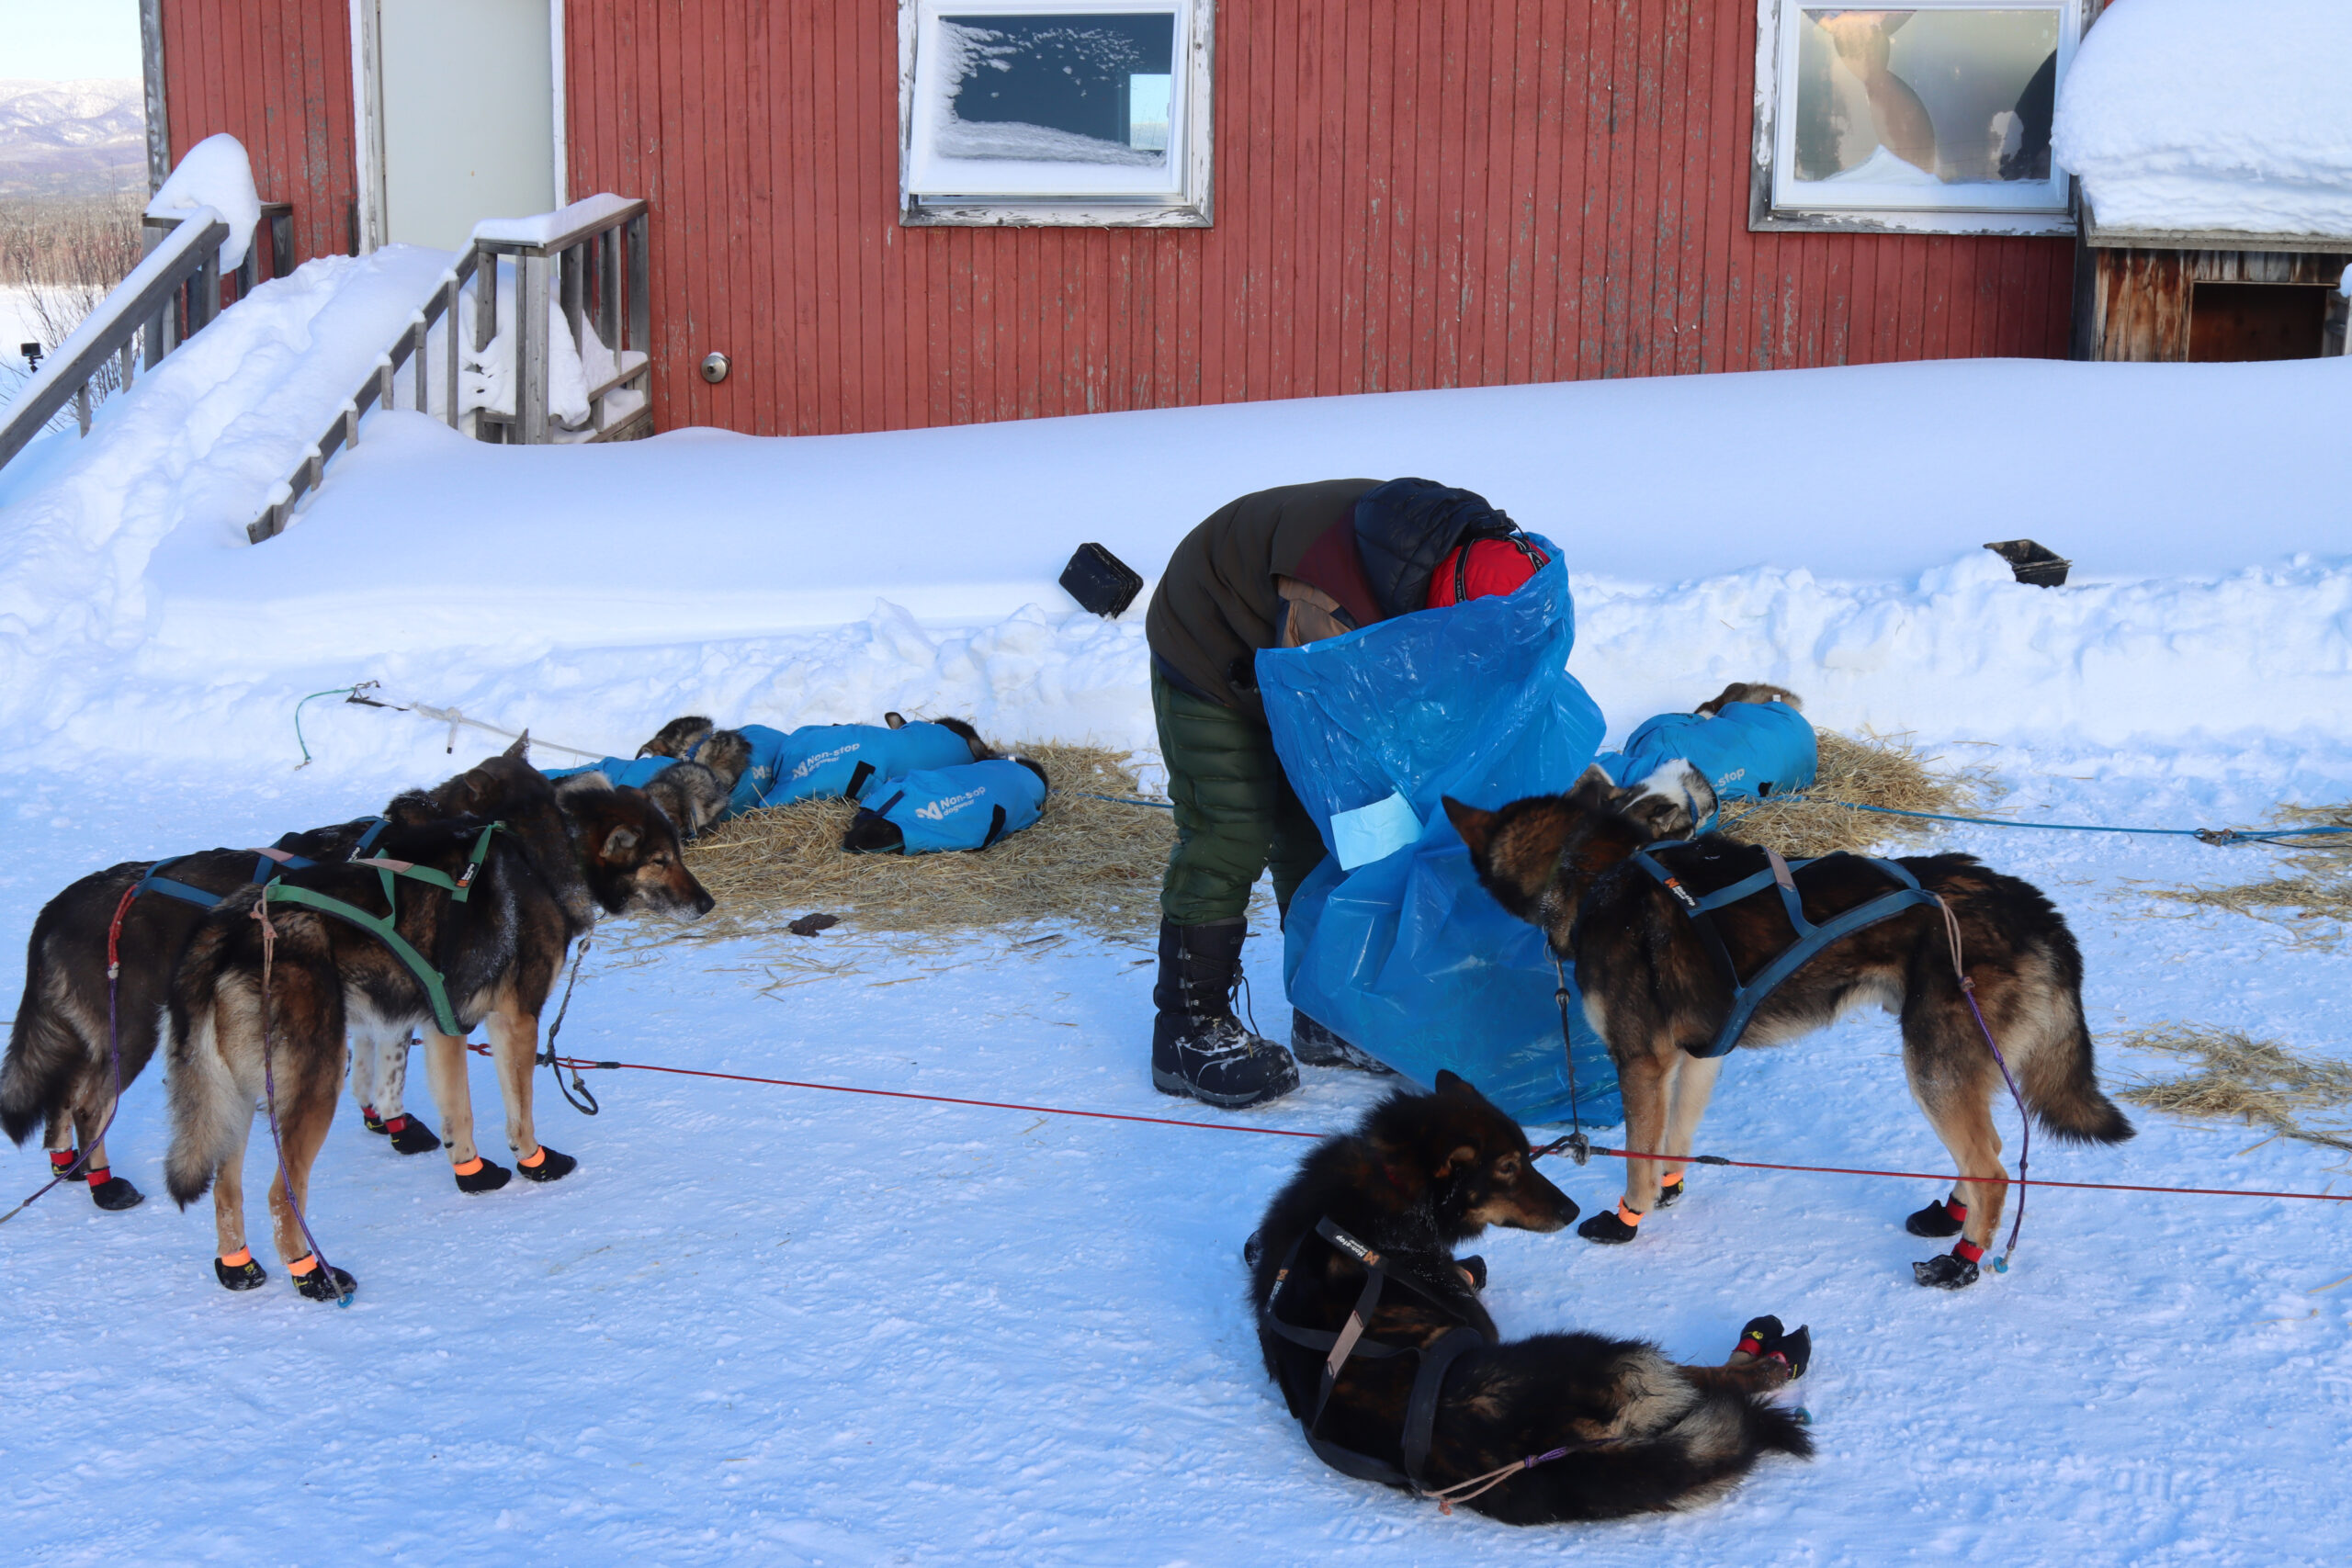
[0,0,141,82]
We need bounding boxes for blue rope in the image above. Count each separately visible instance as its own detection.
[1772,795,2352,847]
[1058,789,1175,811]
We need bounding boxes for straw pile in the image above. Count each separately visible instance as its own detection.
[2140,801,2352,942]
[2114,1025,2352,1153]
[680,742,1174,944]
[1716,729,1997,858]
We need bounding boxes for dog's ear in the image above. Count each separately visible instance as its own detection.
[883,711,908,729]
[601,824,639,858]
[504,731,530,761]
[1566,762,1619,812]
[1433,1142,1478,1179]
[1434,1069,1475,1100]
[1441,798,1495,860]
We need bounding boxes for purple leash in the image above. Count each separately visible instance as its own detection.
[1939,898,2030,1270]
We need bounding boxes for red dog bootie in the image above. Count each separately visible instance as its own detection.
[382,1114,443,1156]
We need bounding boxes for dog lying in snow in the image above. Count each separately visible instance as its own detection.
[1250,1073,1811,1521]
[1446,683,2135,1289]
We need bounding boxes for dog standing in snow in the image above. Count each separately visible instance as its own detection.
[1250,1073,1812,1521]
[1447,756,2135,1289]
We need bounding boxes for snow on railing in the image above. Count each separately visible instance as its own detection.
[0,206,229,471]
[246,194,652,543]
[468,195,652,447]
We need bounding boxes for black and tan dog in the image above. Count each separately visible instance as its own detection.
[162,747,712,1298]
[1251,1073,1811,1522]
[0,764,524,1211]
[1446,764,2134,1288]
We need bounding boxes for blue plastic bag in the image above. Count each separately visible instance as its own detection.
[1259,537,1622,1127]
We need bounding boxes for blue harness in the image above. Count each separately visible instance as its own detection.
[1629,842,1944,1059]
[132,818,389,909]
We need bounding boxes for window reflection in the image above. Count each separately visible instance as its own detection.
[1792,8,2058,187]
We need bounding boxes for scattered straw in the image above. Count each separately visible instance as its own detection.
[680,742,1174,945]
[2140,800,2352,942]
[1716,729,1997,858]
[2113,1026,2352,1154]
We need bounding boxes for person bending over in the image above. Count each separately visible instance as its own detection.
[1142,477,1549,1107]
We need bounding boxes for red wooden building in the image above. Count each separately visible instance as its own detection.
[144,1,2098,439]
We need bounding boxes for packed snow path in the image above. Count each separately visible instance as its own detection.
[2,744,2348,1565]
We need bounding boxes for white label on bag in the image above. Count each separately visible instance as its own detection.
[1331,791,1424,871]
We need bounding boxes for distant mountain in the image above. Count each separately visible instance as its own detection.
[0,79,146,198]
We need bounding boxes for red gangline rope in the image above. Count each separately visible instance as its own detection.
[488,1045,2350,1206]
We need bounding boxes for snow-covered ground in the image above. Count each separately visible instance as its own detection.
[1,334,2349,1561]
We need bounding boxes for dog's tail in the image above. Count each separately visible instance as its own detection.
[1537,1382,1813,1519]
[2023,1002,2136,1146]
[1,932,76,1146]
[163,927,245,1209]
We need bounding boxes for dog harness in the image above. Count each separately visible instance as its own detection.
[130,818,390,908]
[256,821,504,1038]
[1260,1219,1491,1493]
[1628,841,1943,1059]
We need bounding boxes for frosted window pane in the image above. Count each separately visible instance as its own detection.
[1792,9,2060,186]
[933,14,1177,167]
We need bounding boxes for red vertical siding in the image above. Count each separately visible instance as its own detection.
[160,0,356,272]
[173,2,2075,435]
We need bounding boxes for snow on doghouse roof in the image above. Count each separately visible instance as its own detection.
[2054,0,2352,239]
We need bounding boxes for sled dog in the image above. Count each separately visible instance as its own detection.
[1446,764,2134,1288]
[1250,1073,1811,1522]
[162,747,712,1297]
[1,785,491,1208]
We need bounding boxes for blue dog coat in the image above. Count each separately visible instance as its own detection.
[740,722,978,815]
[859,760,1046,854]
[545,721,979,822]
[1599,701,1816,824]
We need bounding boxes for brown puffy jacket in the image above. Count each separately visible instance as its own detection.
[1143,479,1383,718]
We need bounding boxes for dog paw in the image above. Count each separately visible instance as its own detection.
[88,1176,144,1211]
[293,1264,357,1303]
[1912,1253,1981,1290]
[1456,1255,1488,1292]
[1577,1209,1642,1245]
[1905,1198,1965,1238]
[1242,1231,1263,1269]
[453,1157,512,1194]
[1654,1176,1686,1209]
[1771,1325,1813,1380]
[515,1146,577,1183]
[214,1255,268,1292]
[385,1115,443,1156]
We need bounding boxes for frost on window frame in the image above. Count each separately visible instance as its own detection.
[1750,0,2085,237]
[899,0,1214,229]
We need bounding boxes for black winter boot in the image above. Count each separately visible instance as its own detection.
[1150,919,1299,1109]
[1290,1010,1396,1075]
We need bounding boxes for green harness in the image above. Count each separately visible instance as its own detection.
[259,822,503,1038]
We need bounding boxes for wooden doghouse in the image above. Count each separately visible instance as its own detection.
[2074,209,2352,362]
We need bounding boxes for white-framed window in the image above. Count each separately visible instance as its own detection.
[899,0,1213,227]
[1751,1,2084,236]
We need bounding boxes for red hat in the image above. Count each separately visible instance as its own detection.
[1426,536,1550,609]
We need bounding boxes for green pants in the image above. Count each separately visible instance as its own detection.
[1154,671,1328,926]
